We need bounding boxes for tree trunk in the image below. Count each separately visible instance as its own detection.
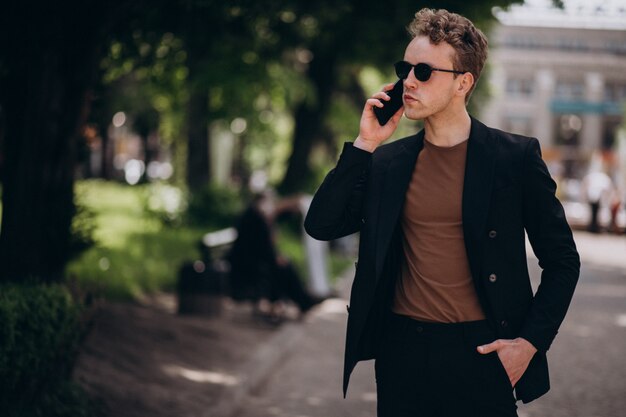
[100,128,113,180]
[279,50,337,194]
[186,85,210,190]
[0,105,5,181]
[184,8,212,192]
[0,5,104,283]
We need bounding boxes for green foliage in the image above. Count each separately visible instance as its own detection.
[142,182,188,226]
[275,223,307,279]
[92,1,526,194]
[34,381,105,417]
[0,283,102,417]
[185,183,244,229]
[67,226,205,300]
[67,180,206,300]
[67,180,350,300]
[96,31,190,185]
[69,192,98,262]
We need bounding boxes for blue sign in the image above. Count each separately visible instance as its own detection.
[550,100,624,115]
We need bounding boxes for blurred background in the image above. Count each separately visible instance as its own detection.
[0,0,624,416]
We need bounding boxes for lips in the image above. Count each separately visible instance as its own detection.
[403,94,418,103]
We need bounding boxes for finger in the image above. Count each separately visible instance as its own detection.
[381,82,396,92]
[365,98,385,109]
[477,340,501,354]
[371,91,391,101]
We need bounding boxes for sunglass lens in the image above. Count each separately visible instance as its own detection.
[394,61,410,79]
[394,62,433,81]
[414,63,432,82]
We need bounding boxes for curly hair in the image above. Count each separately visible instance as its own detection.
[407,8,488,102]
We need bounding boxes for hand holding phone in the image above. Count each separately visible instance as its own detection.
[355,81,405,153]
[373,79,404,126]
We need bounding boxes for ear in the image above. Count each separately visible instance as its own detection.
[457,72,474,98]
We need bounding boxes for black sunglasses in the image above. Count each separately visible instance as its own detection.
[394,61,465,82]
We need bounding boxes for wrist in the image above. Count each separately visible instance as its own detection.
[354,136,378,153]
[518,337,538,355]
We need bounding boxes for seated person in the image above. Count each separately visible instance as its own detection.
[227,191,319,318]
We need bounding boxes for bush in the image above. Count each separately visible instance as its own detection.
[0,283,101,416]
[67,226,205,300]
[185,184,244,229]
[69,195,98,262]
[141,182,243,230]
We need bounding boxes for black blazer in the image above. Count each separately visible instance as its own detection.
[304,117,580,404]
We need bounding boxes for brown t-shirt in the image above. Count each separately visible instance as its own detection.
[392,138,485,322]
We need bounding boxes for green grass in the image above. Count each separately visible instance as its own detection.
[68,180,351,301]
[67,180,205,301]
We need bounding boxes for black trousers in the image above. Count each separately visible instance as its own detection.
[375,313,518,417]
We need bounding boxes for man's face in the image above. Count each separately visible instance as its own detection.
[401,36,463,120]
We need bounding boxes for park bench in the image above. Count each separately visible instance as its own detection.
[176,227,237,316]
[176,196,333,317]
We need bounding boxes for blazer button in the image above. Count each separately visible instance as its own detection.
[489,273,497,283]
[501,320,508,328]
[361,218,366,224]
[489,230,497,238]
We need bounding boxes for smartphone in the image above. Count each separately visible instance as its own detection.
[373,79,404,126]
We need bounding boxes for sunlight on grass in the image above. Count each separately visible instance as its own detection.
[68,180,351,301]
[68,180,204,301]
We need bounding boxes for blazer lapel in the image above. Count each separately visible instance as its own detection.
[374,131,424,279]
[462,117,497,286]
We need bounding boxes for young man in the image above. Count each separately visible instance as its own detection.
[304,8,580,417]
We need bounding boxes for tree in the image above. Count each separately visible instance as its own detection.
[0,0,289,281]
[178,1,293,190]
[0,1,148,282]
[94,1,285,190]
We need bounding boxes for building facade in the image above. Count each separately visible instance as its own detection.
[481,0,626,180]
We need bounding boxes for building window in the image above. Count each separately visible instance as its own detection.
[554,81,585,100]
[605,40,626,55]
[604,83,626,103]
[505,77,534,97]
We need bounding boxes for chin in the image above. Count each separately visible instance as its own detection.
[404,108,430,121]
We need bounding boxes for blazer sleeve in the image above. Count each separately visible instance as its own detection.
[304,142,372,241]
[519,138,581,353]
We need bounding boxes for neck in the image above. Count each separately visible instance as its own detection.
[423,107,471,148]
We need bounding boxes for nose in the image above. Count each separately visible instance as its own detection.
[403,68,419,90]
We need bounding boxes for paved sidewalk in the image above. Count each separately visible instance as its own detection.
[73,230,624,417]
[234,274,378,417]
[561,230,626,270]
[233,230,626,417]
